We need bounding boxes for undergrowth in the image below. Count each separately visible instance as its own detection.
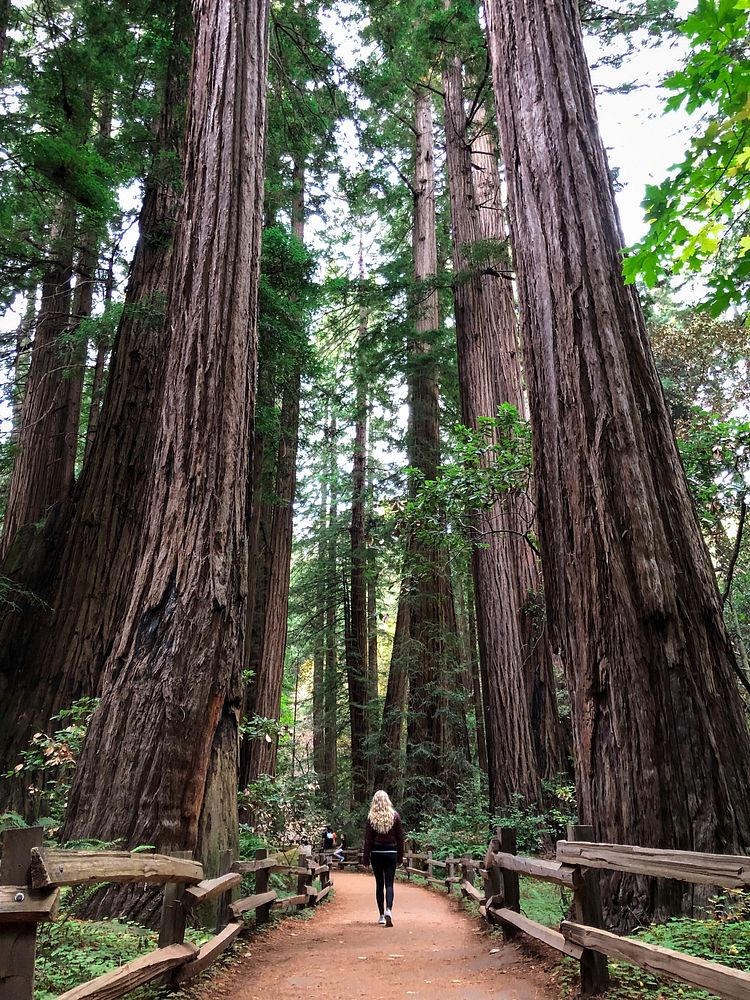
[35,916,208,1000]
[521,884,750,1000]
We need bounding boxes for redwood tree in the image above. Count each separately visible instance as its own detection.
[63,0,270,871]
[1,204,76,557]
[485,0,750,925]
[0,4,191,807]
[404,87,467,812]
[442,56,564,810]
[347,304,372,804]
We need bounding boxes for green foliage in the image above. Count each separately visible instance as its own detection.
[411,773,577,859]
[0,810,28,831]
[4,697,99,831]
[561,907,750,998]
[34,908,210,1000]
[624,1,750,315]
[519,876,573,929]
[405,407,533,550]
[239,772,326,848]
[678,409,749,537]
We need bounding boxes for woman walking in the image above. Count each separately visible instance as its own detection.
[362,790,405,926]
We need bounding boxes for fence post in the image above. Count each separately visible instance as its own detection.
[498,827,520,939]
[426,849,433,881]
[214,849,234,933]
[460,853,474,887]
[485,833,504,911]
[297,850,309,911]
[569,824,609,995]
[254,848,272,926]
[0,826,43,1000]
[405,849,412,881]
[446,854,455,893]
[158,850,192,948]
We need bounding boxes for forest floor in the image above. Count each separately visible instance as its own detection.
[188,870,559,999]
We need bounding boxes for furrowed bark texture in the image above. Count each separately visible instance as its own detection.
[467,601,487,774]
[63,0,270,860]
[485,0,750,926]
[313,450,330,791]
[404,88,464,812]
[9,290,36,445]
[241,173,305,784]
[1,204,76,556]
[323,415,338,803]
[0,5,190,809]
[443,57,563,810]
[374,574,410,799]
[347,338,371,804]
[242,370,301,781]
[470,106,565,786]
[367,412,378,696]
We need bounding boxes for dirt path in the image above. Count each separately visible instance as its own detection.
[191,871,558,999]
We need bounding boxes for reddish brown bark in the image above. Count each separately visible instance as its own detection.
[443,57,564,810]
[374,574,410,799]
[347,328,371,804]
[241,164,306,785]
[0,5,191,810]
[467,601,487,774]
[485,0,750,926]
[9,290,36,446]
[404,88,466,811]
[1,204,76,556]
[242,369,301,782]
[323,415,339,803]
[63,0,270,875]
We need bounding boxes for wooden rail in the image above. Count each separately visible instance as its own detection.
[482,825,749,998]
[0,830,334,1000]
[400,825,750,999]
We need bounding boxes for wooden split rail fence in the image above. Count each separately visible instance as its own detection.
[401,823,750,1000]
[0,828,333,1000]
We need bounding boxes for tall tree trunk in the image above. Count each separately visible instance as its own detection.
[65,232,99,470]
[1,202,76,555]
[82,336,110,465]
[0,3,191,810]
[443,56,564,809]
[374,573,410,800]
[404,88,464,813]
[9,289,36,446]
[323,415,338,803]
[312,628,325,767]
[366,399,379,701]
[242,371,301,780]
[241,161,306,784]
[467,599,487,774]
[485,0,750,927]
[347,297,371,804]
[471,100,565,785]
[63,0,270,874]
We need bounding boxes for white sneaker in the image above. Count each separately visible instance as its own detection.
[384,909,393,927]
[378,914,386,925]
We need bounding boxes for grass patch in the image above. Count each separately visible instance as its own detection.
[35,916,211,999]
[518,877,571,928]
[555,916,750,999]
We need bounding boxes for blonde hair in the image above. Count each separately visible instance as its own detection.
[368,790,396,834]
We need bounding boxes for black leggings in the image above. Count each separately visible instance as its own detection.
[371,852,398,914]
